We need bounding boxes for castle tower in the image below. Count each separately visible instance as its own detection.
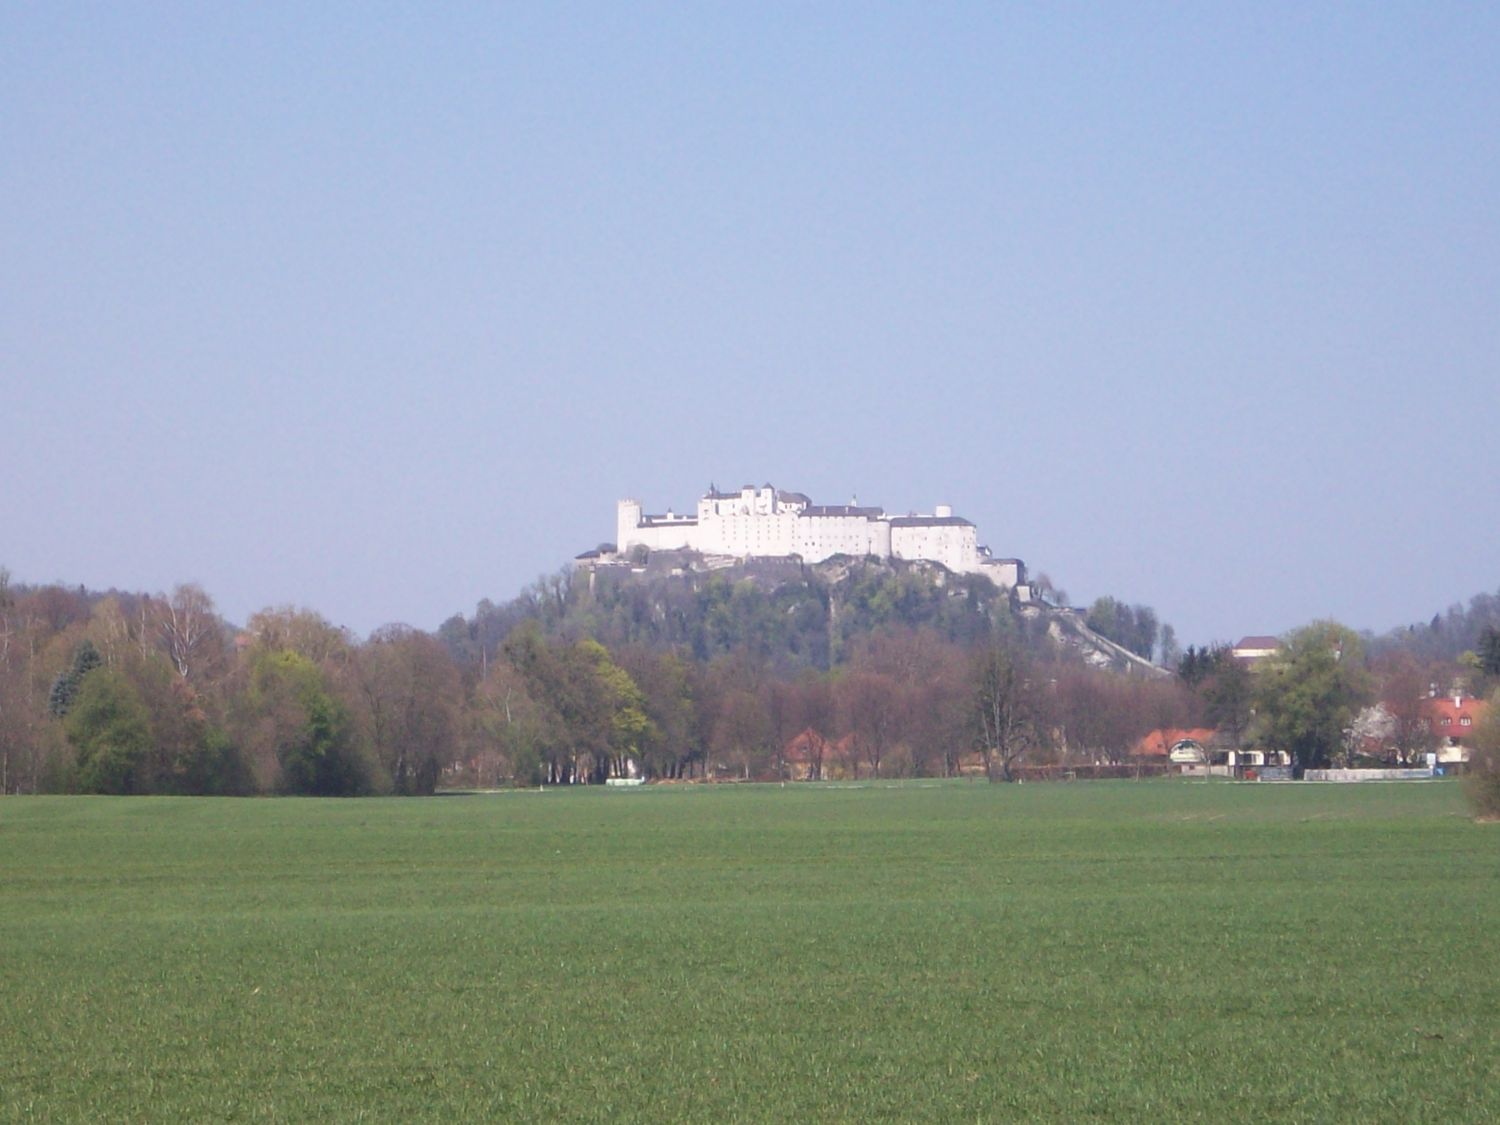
[617,499,643,552]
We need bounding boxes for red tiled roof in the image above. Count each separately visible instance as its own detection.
[1424,696,1489,743]
[1135,727,1217,757]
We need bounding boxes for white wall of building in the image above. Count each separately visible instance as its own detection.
[890,522,980,573]
[615,487,1017,582]
[982,559,1023,588]
[797,514,884,562]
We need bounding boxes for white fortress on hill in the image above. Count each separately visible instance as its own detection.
[597,483,1025,589]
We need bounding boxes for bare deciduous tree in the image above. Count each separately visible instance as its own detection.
[973,645,1046,782]
[838,670,905,779]
[151,583,223,682]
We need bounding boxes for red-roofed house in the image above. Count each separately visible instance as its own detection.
[1135,727,1219,763]
[1425,693,1489,764]
[1136,726,1291,772]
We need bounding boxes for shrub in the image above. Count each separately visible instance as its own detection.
[1464,691,1500,820]
[1466,754,1500,819]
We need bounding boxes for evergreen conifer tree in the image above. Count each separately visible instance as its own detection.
[47,641,102,718]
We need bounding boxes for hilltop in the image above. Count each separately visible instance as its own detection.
[445,547,1164,676]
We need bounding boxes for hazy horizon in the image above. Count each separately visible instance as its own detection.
[6,5,1497,647]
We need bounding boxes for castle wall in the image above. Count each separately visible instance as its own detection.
[692,485,798,555]
[633,522,697,552]
[796,514,885,562]
[712,511,795,557]
[982,559,1024,589]
[891,522,979,573]
[617,487,1018,581]
[618,499,698,553]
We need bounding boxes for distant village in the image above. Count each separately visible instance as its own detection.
[1141,634,1488,780]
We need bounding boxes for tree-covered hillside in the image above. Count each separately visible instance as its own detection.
[1369,587,1500,664]
[437,554,1024,674]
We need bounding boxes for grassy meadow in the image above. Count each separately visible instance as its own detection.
[3,780,1497,1122]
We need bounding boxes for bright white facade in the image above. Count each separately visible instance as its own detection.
[611,484,1024,587]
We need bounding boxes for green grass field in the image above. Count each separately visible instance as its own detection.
[3,780,1497,1122]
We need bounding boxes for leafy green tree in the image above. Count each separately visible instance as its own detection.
[280,687,363,796]
[248,650,369,796]
[577,638,654,778]
[502,627,654,783]
[1085,597,1161,661]
[1086,597,1124,652]
[503,624,595,783]
[468,660,553,786]
[65,669,153,793]
[618,648,700,779]
[1253,622,1372,772]
[176,725,253,796]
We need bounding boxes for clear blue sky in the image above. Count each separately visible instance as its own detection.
[4,3,1497,647]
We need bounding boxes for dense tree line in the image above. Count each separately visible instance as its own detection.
[5,562,1495,795]
[1,565,1203,793]
[0,575,461,795]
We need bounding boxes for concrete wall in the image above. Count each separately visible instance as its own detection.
[1304,768,1437,782]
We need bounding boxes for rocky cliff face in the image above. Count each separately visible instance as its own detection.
[1022,604,1168,677]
